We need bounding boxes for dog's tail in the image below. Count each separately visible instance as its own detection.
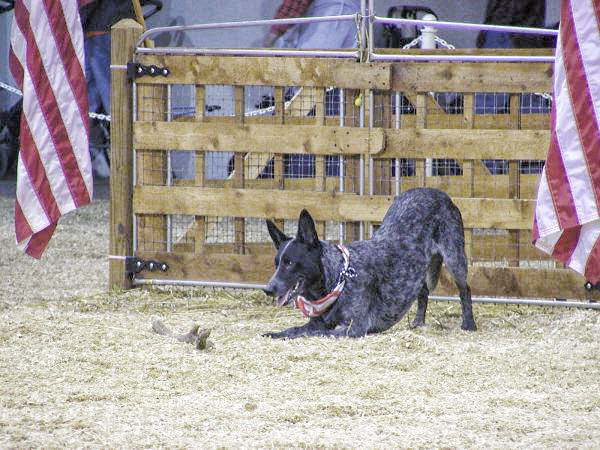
[426,253,443,292]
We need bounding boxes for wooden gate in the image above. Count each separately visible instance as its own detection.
[109,20,599,301]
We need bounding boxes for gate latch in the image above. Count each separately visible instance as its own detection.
[125,256,169,275]
[127,62,170,80]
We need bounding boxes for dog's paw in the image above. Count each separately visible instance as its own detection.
[410,319,427,329]
[461,321,477,332]
[261,331,286,339]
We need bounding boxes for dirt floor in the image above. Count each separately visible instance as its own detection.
[1,193,600,447]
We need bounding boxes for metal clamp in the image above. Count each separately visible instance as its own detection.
[125,256,169,275]
[127,62,170,80]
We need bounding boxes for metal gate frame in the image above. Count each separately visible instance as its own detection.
[108,5,600,305]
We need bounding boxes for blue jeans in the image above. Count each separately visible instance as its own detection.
[84,34,112,177]
[85,34,111,115]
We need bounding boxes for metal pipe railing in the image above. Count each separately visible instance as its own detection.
[133,279,267,290]
[369,53,555,63]
[132,278,600,309]
[137,14,358,48]
[136,46,359,58]
[374,16,559,36]
[431,296,600,310]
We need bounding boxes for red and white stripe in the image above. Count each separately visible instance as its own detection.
[9,0,92,258]
[533,0,600,283]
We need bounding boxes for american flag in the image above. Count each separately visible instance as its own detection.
[533,0,600,283]
[9,0,93,258]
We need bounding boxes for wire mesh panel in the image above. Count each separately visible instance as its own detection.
[136,214,167,252]
[136,150,167,186]
[205,216,235,244]
[171,214,196,253]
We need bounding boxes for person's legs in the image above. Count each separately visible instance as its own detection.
[84,37,101,116]
[87,33,112,113]
[85,34,111,178]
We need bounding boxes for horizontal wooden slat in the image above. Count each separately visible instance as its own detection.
[469,231,555,263]
[438,266,598,300]
[134,121,384,155]
[136,251,272,284]
[135,251,599,301]
[382,129,549,160]
[391,62,553,93]
[388,113,549,131]
[196,112,548,130]
[133,186,535,229]
[135,55,391,89]
[135,122,547,160]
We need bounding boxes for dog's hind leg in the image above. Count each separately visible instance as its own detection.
[456,281,476,331]
[412,253,442,328]
[443,251,477,331]
[439,214,477,331]
[411,284,429,328]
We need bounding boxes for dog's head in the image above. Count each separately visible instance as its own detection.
[263,209,325,306]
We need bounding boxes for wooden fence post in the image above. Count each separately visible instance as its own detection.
[109,19,143,290]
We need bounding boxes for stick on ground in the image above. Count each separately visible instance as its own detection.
[152,320,212,350]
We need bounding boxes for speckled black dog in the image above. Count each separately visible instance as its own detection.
[262,187,476,338]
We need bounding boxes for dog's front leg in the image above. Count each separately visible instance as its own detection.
[298,320,369,338]
[262,317,328,339]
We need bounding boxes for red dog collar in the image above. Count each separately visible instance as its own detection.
[294,245,356,318]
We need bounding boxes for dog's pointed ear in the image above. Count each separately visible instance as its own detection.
[297,209,320,248]
[266,219,288,249]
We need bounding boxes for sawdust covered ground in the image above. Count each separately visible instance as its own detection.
[1,196,600,447]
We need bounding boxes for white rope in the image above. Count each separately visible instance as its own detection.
[1,80,112,122]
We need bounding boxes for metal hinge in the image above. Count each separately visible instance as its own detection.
[125,256,169,275]
[127,62,170,81]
